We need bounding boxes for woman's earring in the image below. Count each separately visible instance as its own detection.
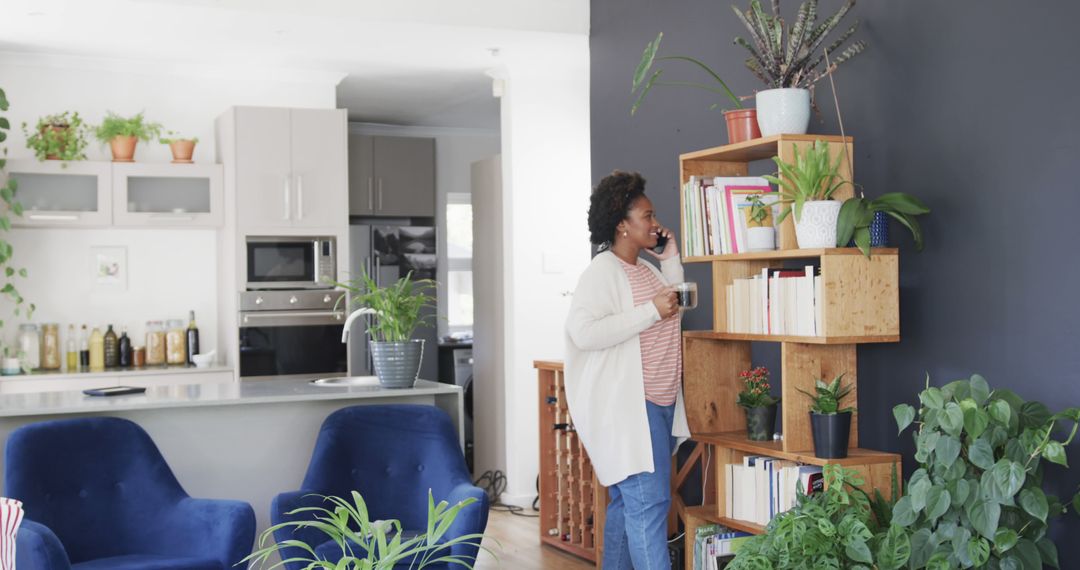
[622,231,628,237]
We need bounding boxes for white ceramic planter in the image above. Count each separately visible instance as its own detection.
[794,200,842,249]
[756,88,811,136]
[1,357,21,375]
[746,226,776,252]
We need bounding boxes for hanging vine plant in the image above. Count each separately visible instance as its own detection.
[0,87,35,331]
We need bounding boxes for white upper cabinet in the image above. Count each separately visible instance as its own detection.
[234,107,348,230]
[5,160,112,227]
[112,163,223,227]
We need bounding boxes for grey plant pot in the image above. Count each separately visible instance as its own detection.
[370,339,424,389]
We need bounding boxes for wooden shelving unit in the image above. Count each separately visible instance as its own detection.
[678,135,902,570]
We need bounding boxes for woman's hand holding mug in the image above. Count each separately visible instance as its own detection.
[652,287,678,319]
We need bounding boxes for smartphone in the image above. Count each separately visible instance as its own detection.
[653,232,669,254]
[83,386,147,397]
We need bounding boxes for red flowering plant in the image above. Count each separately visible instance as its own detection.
[736,366,779,409]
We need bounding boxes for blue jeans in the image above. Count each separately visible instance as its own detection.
[603,401,675,570]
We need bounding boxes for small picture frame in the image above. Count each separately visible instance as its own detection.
[91,246,127,290]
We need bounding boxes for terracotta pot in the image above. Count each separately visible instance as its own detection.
[168,140,196,163]
[109,135,138,162]
[42,125,69,160]
[723,108,761,144]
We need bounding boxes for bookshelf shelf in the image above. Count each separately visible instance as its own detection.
[683,331,900,345]
[685,505,767,535]
[683,247,897,264]
[691,431,900,467]
[679,134,853,164]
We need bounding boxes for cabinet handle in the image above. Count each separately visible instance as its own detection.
[378,178,383,211]
[148,213,195,221]
[367,177,374,211]
[283,177,291,220]
[27,214,78,221]
[297,175,304,220]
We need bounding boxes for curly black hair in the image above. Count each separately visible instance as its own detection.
[588,171,646,245]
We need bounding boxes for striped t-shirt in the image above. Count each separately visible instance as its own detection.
[619,257,682,406]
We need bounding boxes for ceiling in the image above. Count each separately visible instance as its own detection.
[0,0,590,128]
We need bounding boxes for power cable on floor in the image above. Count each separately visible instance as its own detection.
[473,470,539,517]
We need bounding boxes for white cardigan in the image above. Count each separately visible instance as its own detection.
[563,250,691,486]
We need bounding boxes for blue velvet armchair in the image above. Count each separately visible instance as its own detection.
[5,416,255,570]
[272,404,488,570]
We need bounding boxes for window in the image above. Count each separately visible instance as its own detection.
[446,194,473,328]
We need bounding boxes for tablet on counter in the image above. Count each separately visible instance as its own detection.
[82,386,147,397]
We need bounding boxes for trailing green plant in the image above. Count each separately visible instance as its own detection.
[891,374,1080,569]
[763,140,851,223]
[737,366,780,408]
[159,130,199,144]
[243,490,490,570]
[0,87,34,328]
[728,464,911,569]
[630,32,744,115]
[94,111,162,143]
[836,193,931,257]
[21,111,89,161]
[732,0,866,89]
[332,268,436,342]
[798,373,855,415]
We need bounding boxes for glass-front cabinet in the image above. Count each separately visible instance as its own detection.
[113,163,223,227]
[5,160,112,227]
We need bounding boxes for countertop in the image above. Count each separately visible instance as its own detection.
[8,364,234,381]
[0,377,461,418]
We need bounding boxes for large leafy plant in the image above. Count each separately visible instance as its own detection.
[732,0,866,89]
[243,490,489,570]
[94,111,162,142]
[0,87,34,329]
[21,111,89,161]
[763,140,850,223]
[891,374,1080,569]
[630,32,743,115]
[836,193,931,257]
[728,464,911,569]
[333,268,435,342]
[798,373,855,415]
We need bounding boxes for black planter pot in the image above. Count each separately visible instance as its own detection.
[810,411,852,459]
[744,404,778,442]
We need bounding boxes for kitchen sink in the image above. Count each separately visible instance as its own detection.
[310,376,381,387]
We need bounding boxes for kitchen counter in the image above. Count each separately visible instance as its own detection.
[0,364,235,395]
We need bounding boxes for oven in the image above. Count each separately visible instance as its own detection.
[238,290,348,379]
[245,236,336,290]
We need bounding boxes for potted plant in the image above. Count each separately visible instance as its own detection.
[836,192,931,257]
[736,366,780,441]
[631,32,760,144]
[243,490,489,569]
[21,111,89,161]
[334,268,435,389]
[744,194,776,251]
[763,140,851,248]
[732,0,865,136]
[891,374,1080,568]
[798,373,855,459]
[159,131,199,163]
[0,344,23,376]
[94,111,162,162]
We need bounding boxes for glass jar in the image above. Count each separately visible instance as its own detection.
[146,321,166,366]
[16,324,40,370]
[40,323,61,370]
[133,346,146,368]
[165,319,186,365]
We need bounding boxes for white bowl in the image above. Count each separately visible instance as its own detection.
[191,350,216,368]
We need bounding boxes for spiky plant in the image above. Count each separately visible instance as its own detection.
[732,0,866,89]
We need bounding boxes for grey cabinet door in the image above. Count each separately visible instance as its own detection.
[235,107,292,229]
[290,108,348,228]
[372,136,435,217]
[348,134,375,216]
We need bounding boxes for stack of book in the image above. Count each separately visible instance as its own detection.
[680,176,779,257]
[693,524,752,570]
[724,457,824,526]
[725,266,822,336]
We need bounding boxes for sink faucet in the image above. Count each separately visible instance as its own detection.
[341,307,377,343]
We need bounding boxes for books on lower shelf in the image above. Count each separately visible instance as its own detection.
[724,457,823,526]
[681,176,779,257]
[726,266,823,336]
[693,524,752,570]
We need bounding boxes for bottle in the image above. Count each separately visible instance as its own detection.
[165,319,186,365]
[66,324,78,371]
[79,325,89,370]
[16,324,40,370]
[186,310,200,366]
[103,325,119,368]
[118,327,132,368]
[89,327,105,371]
[40,323,61,370]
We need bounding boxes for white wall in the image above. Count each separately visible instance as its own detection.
[0,54,339,356]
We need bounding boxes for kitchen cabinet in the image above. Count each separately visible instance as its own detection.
[5,160,112,227]
[348,135,435,217]
[234,107,348,230]
[112,163,223,227]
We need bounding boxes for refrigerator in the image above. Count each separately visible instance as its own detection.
[348,223,439,381]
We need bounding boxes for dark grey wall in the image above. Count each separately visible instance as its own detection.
[591,0,1080,557]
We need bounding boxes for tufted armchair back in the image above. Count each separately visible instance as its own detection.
[5,417,189,563]
[300,404,472,529]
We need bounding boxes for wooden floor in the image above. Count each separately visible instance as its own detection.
[475,508,595,569]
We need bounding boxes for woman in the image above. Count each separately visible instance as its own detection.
[564,171,690,570]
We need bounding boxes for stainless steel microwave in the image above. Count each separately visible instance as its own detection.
[245,236,336,290]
